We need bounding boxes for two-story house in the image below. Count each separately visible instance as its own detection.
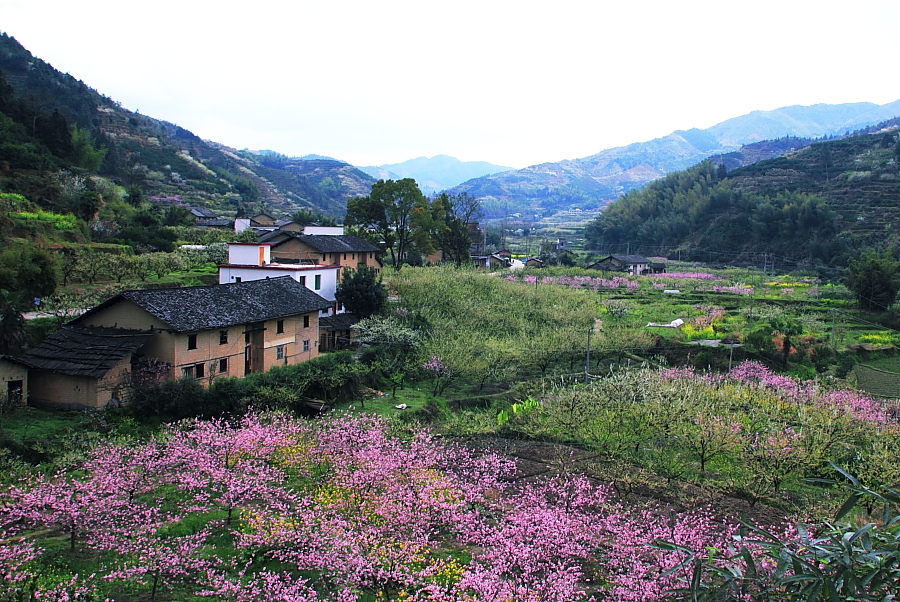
[269,234,381,273]
[22,277,331,409]
[218,243,342,315]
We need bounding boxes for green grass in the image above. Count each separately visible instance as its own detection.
[1,406,88,440]
[335,385,433,416]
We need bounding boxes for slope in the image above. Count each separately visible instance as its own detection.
[583,119,900,266]
[0,32,374,220]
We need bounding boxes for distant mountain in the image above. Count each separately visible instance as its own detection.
[449,101,900,217]
[0,33,373,219]
[358,155,513,196]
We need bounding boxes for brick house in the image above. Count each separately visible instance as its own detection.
[21,278,331,409]
[270,234,381,273]
[218,243,342,315]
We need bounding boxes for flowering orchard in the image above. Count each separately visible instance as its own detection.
[0,411,752,601]
[502,361,900,505]
[5,379,900,601]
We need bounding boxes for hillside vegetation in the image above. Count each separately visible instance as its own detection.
[585,124,900,265]
[0,33,373,220]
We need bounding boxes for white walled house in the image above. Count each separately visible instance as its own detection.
[219,243,342,316]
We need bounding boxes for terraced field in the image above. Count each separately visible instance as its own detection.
[855,356,900,397]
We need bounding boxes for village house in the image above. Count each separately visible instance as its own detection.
[587,254,651,275]
[268,234,381,273]
[21,278,331,409]
[218,243,343,315]
[20,327,155,410]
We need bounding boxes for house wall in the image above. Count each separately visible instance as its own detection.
[227,243,271,266]
[165,328,246,381]
[260,313,321,370]
[303,226,344,235]
[272,239,379,272]
[28,356,132,409]
[217,264,339,303]
[78,301,165,331]
[0,358,28,404]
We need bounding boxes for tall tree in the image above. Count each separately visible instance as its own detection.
[843,251,900,312]
[345,179,425,271]
[428,192,482,267]
[335,266,387,318]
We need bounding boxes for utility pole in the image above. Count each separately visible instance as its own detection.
[585,327,592,385]
[831,309,836,347]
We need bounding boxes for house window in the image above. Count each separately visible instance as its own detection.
[234,277,242,283]
[219,330,228,344]
[276,345,285,360]
[187,334,197,350]
[298,276,306,286]
[352,253,355,260]
[343,253,347,260]
[276,319,284,334]
[219,358,229,373]
[303,315,310,328]
[303,339,311,352]
[195,363,205,378]
[182,366,193,378]
[314,275,321,290]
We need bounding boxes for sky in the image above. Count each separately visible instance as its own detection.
[1,0,899,169]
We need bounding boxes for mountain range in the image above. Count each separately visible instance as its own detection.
[357,155,512,196]
[447,101,900,218]
[3,29,900,229]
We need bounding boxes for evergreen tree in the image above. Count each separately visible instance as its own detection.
[843,251,900,312]
[334,266,387,318]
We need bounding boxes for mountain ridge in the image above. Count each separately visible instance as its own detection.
[448,100,900,217]
[358,154,513,196]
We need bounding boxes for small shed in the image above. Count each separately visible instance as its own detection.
[319,313,360,352]
[20,326,154,409]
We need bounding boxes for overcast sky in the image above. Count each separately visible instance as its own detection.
[1,0,898,168]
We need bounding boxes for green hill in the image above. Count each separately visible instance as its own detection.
[0,32,374,220]
[584,121,900,266]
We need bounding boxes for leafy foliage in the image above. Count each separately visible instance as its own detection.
[334,266,387,318]
[843,250,900,311]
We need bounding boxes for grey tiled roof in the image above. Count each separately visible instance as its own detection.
[610,254,650,263]
[281,234,380,253]
[21,326,153,378]
[319,313,360,332]
[189,207,219,218]
[196,218,231,227]
[74,277,331,333]
[258,229,293,243]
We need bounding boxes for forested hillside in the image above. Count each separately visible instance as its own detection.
[584,123,900,266]
[0,33,374,220]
